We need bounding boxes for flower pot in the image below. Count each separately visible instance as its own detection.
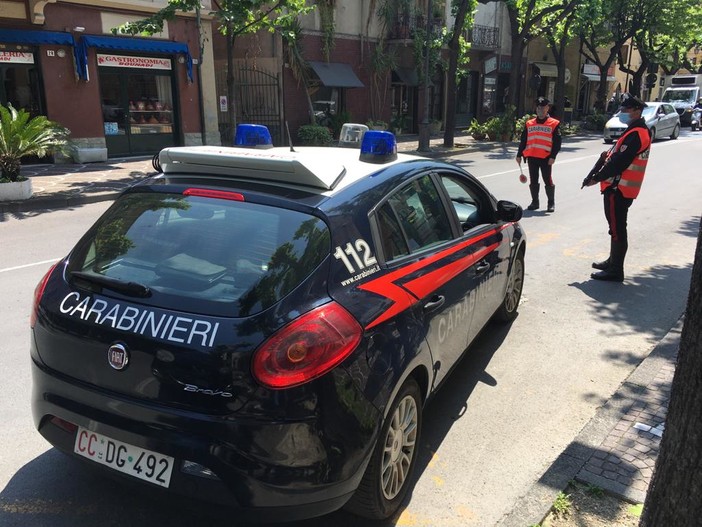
[0,178,33,201]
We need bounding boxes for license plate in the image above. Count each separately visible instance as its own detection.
[74,427,174,488]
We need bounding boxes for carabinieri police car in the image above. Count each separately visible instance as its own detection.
[31,126,526,522]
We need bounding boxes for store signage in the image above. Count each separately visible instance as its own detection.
[0,51,34,64]
[484,56,497,75]
[97,54,172,70]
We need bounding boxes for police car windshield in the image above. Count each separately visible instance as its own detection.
[67,192,331,317]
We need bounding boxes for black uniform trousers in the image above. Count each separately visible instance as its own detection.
[603,187,634,244]
[526,157,554,186]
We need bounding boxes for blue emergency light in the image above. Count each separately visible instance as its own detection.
[359,130,397,164]
[234,124,273,148]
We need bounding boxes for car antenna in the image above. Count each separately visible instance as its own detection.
[285,121,297,152]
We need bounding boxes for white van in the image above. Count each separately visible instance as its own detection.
[661,74,702,126]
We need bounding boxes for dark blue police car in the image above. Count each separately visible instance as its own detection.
[31,128,525,522]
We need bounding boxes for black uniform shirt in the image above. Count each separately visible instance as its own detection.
[593,118,650,182]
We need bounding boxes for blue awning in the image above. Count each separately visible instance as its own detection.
[0,28,75,47]
[76,35,193,82]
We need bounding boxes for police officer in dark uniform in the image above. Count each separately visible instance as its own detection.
[582,94,651,282]
[516,97,562,212]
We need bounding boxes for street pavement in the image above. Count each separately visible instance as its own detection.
[0,131,682,526]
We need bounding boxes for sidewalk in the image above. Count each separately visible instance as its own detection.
[1,130,488,215]
[0,129,679,527]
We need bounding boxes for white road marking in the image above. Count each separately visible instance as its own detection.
[0,259,59,274]
[476,137,693,179]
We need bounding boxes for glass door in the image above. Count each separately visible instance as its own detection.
[100,68,177,157]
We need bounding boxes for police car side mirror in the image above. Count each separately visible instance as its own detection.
[496,200,523,222]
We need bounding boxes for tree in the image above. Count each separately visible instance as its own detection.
[478,0,579,116]
[279,18,316,125]
[443,0,477,147]
[542,3,584,119]
[116,0,311,143]
[640,218,702,526]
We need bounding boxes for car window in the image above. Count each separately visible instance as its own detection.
[437,174,491,231]
[67,193,330,317]
[379,175,453,259]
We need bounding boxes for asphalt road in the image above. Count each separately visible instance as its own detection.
[1,131,700,527]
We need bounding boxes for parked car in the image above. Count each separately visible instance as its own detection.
[604,101,680,143]
[30,129,526,522]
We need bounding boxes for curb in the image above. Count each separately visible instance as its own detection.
[0,191,124,215]
[496,316,683,527]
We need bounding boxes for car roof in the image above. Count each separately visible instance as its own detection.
[158,145,424,196]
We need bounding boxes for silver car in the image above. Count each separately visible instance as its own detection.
[604,102,681,143]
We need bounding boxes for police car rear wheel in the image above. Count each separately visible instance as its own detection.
[346,378,421,520]
[495,251,524,322]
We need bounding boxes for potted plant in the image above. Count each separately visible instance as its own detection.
[468,118,487,140]
[0,103,73,201]
[366,119,387,131]
[390,114,408,135]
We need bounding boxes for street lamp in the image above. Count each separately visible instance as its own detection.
[417,0,433,153]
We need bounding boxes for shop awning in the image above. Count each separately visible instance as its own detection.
[392,67,420,86]
[0,28,75,47]
[582,73,617,82]
[76,35,193,82]
[534,62,558,77]
[309,61,364,88]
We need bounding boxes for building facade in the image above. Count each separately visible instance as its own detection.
[0,0,220,161]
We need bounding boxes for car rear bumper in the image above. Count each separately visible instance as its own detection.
[31,358,379,522]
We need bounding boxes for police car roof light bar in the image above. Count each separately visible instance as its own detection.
[234,124,273,149]
[360,131,397,164]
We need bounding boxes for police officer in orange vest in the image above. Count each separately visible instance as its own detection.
[582,94,651,282]
[516,96,561,212]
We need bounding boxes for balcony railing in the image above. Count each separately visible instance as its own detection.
[466,24,499,50]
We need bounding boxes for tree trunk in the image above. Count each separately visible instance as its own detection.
[442,0,472,147]
[640,218,702,526]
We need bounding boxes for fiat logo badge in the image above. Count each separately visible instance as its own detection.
[107,343,129,370]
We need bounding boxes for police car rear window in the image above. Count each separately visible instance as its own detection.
[67,193,330,317]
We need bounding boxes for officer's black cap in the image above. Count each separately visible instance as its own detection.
[535,97,550,106]
[620,94,647,110]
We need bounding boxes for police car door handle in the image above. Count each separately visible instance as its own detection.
[475,260,491,275]
[423,295,445,312]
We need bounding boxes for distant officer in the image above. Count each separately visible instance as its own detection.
[582,94,651,282]
[516,97,561,212]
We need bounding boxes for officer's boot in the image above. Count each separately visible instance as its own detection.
[527,183,540,210]
[592,239,614,270]
[546,185,555,212]
[591,240,626,282]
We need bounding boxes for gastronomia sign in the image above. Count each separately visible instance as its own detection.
[97,53,171,70]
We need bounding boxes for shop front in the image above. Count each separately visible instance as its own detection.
[76,35,193,157]
[0,28,76,116]
[98,54,177,156]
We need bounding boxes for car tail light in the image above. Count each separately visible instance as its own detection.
[252,302,363,389]
[31,262,59,328]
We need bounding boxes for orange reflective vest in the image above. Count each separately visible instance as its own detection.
[600,126,651,199]
[522,117,559,158]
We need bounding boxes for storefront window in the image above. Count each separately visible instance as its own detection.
[127,73,174,135]
[98,56,177,156]
[1,53,44,116]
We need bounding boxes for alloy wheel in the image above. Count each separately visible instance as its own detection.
[380,394,418,500]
